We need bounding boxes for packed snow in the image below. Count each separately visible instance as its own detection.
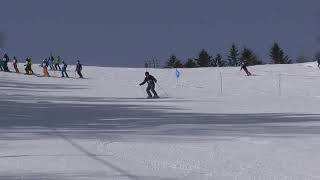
[1,62,320,180]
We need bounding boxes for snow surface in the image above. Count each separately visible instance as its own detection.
[1,62,320,180]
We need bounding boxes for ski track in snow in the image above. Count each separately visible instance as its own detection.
[1,62,320,179]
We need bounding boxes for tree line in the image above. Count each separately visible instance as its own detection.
[162,42,293,68]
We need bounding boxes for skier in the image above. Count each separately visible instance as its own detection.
[3,54,10,72]
[75,60,83,78]
[54,56,61,71]
[317,57,320,69]
[139,72,159,99]
[24,58,33,75]
[49,54,55,70]
[0,58,4,71]
[61,61,69,78]
[12,56,19,73]
[240,62,252,76]
[40,59,50,77]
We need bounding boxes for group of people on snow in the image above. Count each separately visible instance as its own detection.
[0,53,84,78]
[7,53,319,99]
[138,62,252,99]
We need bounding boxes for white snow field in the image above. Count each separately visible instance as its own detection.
[1,62,320,180]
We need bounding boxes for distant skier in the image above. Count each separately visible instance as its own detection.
[40,59,50,77]
[3,54,10,72]
[0,58,4,71]
[75,60,83,78]
[139,72,159,99]
[24,58,33,75]
[317,57,320,69]
[240,62,252,76]
[12,56,19,73]
[54,56,61,71]
[49,54,55,70]
[61,61,69,78]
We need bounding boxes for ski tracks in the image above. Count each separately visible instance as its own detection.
[49,128,140,180]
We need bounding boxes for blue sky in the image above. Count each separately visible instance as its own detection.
[0,0,319,67]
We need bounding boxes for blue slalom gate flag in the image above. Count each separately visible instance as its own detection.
[175,69,180,78]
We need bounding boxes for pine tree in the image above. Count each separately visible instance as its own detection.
[196,49,211,67]
[184,58,197,68]
[175,60,183,68]
[210,56,217,67]
[214,54,225,67]
[165,54,182,68]
[227,44,240,66]
[270,43,292,64]
[240,48,262,65]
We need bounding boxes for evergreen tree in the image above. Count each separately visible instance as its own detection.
[175,60,183,68]
[184,58,197,68]
[270,43,292,64]
[214,54,225,67]
[165,54,183,68]
[227,44,240,66]
[196,49,211,67]
[210,56,217,67]
[240,48,262,65]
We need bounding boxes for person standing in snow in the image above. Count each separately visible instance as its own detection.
[49,54,55,70]
[317,57,320,69]
[75,60,83,78]
[61,61,69,78]
[0,58,4,71]
[40,59,50,77]
[24,58,33,75]
[3,54,10,72]
[54,56,61,71]
[240,62,252,76]
[139,72,159,99]
[12,56,19,73]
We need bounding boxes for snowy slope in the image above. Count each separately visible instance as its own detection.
[1,62,320,180]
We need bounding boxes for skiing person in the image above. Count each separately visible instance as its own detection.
[317,57,320,69]
[3,54,10,72]
[40,59,50,77]
[49,54,55,70]
[12,56,19,73]
[75,60,83,78]
[24,58,33,75]
[139,72,159,99]
[54,56,61,71]
[240,61,252,76]
[0,58,4,71]
[61,61,69,78]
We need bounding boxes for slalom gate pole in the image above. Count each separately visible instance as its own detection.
[156,82,169,97]
[278,73,282,96]
[220,72,223,95]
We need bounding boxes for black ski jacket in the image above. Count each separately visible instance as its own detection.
[3,54,9,63]
[140,75,157,86]
[76,63,82,72]
[240,64,248,71]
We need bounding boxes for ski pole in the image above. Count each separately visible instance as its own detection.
[156,82,169,97]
